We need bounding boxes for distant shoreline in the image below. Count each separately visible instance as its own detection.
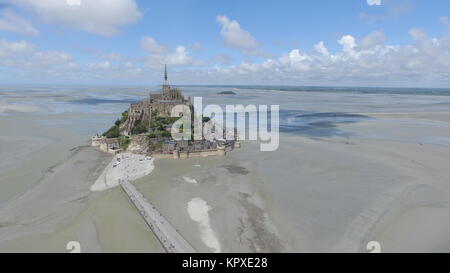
[174,85,450,95]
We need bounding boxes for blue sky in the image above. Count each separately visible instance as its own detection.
[0,0,450,87]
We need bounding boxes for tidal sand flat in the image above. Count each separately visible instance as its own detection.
[0,103,43,114]
[0,116,90,204]
[0,87,165,252]
[256,112,450,252]
[0,185,164,253]
[193,132,450,252]
[134,147,288,253]
[1,86,450,252]
[11,110,447,253]
[361,112,450,253]
[0,146,112,252]
[4,130,450,253]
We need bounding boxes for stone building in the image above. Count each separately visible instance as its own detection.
[92,65,239,159]
[122,65,192,135]
[91,135,120,154]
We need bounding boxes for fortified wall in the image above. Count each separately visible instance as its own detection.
[91,135,120,154]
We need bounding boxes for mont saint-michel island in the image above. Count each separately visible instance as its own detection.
[91,65,240,159]
[87,67,241,253]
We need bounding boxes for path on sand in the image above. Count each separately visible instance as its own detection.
[119,179,196,253]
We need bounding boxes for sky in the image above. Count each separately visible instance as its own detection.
[0,0,449,87]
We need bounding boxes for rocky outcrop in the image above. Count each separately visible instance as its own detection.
[127,135,149,154]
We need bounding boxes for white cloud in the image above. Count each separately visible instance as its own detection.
[280,49,312,72]
[0,38,200,82]
[216,15,260,55]
[0,39,34,59]
[89,61,111,70]
[95,52,125,62]
[338,35,358,54]
[0,39,77,78]
[141,36,206,68]
[359,31,385,50]
[141,36,167,54]
[314,41,330,56]
[31,51,73,66]
[163,46,206,66]
[165,46,192,66]
[11,0,142,36]
[4,21,450,86]
[198,28,450,86]
[0,9,39,36]
[367,0,382,6]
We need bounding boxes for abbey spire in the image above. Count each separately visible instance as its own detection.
[164,64,168,84]
[163,64,170,95]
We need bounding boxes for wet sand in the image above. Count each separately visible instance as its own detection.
[0,146,112,251]
[0,117,93,204]
[134,148,287,253]
[1,111,450,252]
[260,135,450,252]
[134,111,450,253]
[2,137,450,253]
[123,119,450,253]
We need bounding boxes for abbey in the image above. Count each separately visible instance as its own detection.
[122,65,193,135]
[92,65,239,158]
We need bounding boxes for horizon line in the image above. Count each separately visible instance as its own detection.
[1,83,450,90]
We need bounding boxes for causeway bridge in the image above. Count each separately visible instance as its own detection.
[119,179,196,253]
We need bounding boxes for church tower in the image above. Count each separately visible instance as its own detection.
[164,64,168,83]
[163,64,170,95]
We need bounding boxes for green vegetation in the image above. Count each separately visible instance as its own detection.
[147,129,171,140]
[105,110,130,137]
[124,112,181,140]
[121,111,128,122]
[202,116,211,123]
[149,120,165,131]
[103,125,120,138]
[120,136,131,151]
[151,116,180,127]
[114,111,129,127]
[145,114,180,139]
[130,121,148,135]
[161,131,171,138]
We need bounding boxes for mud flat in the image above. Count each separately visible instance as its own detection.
[4,133,450,253]
[0,146,112,252]
[133,107,450,253]
[0,117,89,204]
[2,107,450,253]
[134,144,288,253]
